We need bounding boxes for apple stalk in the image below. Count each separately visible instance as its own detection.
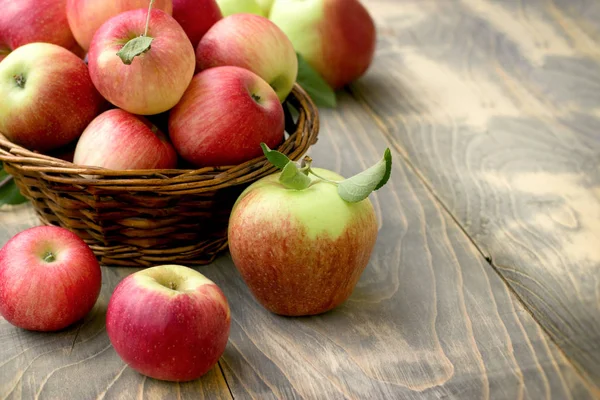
[117,0,156,65]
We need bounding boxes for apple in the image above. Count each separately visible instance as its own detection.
[73,109,178,171]
[0,226,102,331]
[216,0,264,17]
[66,0,173,51]
[172,0,222,48]
[0,42,105,152]
[87,8,196,115]
[228,168,378,316]
[255,0,275,16]
[196,13,297,102]
[106,264,230,382]
[169,66,284,167]
[0,0,84,62]
[269,0,376,89]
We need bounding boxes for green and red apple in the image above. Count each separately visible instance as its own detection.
[106,265,231,382]
[0,226,102,331]
[228,168,379,316]
[0,42,105,152]
[196,13,298,102]
[269,0,376,89]
[66,0,173,51]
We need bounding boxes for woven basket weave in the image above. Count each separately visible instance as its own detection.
[0,84,319,267]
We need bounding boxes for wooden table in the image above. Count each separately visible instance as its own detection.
[2,0,599,398]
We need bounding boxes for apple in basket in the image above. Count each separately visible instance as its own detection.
[169,66,284,167]
[87,6,195,115]
[74,109,178,171]
[172,0,222,48]
[0,226,102,331]
[106,265,230,382]
[227,146,392,316]
[0,42,105,153]
[66,0,173,51]
[0,0,84,62]
[196,13,298,102]
[269,0,376,89]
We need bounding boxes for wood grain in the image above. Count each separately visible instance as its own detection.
[355,0,600,389]
[0,206,232,400]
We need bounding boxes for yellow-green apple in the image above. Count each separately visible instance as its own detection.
[172,0,222,48]
[255,0,274,16]
[216,0,264,17]
[228,168,378,316]
[196,13,297,102]
[269,0,376,89]
[0,43,105,152]
[66,0,173,51]
[73,109,178,171]
[87,8,195,115]
[0,226,102,331]
[106,265,230,382]
[169,66,284,167]
[0,0,84,62]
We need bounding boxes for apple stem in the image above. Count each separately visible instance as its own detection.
[43,251,56,263]
[301,156,342,185]
[143,0,155,37]
[308,169,341,185]
[13,74,25,88]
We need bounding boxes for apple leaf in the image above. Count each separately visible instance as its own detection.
[279,161,311,190]
[117,36,153,65]
[337,148,392,203]
[296,53,337,108]
[0,165,27,206]
[261,143,291,169]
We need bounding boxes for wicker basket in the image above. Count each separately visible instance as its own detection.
[0,84,319,267]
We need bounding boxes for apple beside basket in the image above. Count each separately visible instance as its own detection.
[0,83,319,267]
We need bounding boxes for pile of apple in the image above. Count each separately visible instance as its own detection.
[0,0,384,385]
[0,0,376,170]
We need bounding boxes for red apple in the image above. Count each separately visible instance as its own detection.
[196,14,297,102]
[169,66,284,167]
[0,43,105,152]
[73,109,178,171]
[172,0,222,48]
[88,8,196,115]
[66,0,173,51]
[0,226,102,331]
[0,0,84,62]
[228,168,378,316]
[269,0,376,89]
[106,265,231,382]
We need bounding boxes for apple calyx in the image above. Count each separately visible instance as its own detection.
[260,143,393,202]
[13,74,26,88]
[43,251,56,263]
[116,0,156,65]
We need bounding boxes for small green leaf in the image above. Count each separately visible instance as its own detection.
[0,177,27,206]
[338,148,393,203]
[296,53,337,108]
[117,36,153,65]
[261,142,291,170]
[279,161,311,190]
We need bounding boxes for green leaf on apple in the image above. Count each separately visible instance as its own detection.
[0,164,27,206]
[295,53,337,108]
[260,143,291,169]
[117,36,154,65]
[337,148,392,203]
[279,161,311,190]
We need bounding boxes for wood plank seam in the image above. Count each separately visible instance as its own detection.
[345,84,598,392]
[218,360,235,399]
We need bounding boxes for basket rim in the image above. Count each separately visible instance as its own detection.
[0,83,319,189]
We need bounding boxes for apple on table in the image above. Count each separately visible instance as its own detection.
[0,226,102,332]
[106,265,231,382]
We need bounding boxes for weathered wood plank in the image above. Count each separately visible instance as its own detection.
[355,0,600,389]
[0,206,232,400]
[202,92,597,399]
